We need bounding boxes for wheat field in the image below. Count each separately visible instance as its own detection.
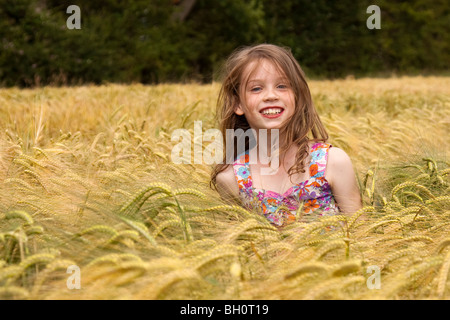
[0,76,449,300]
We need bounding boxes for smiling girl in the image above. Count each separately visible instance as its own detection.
[210,44,362,227]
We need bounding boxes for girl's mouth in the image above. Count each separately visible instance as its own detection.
[260,107,284,118]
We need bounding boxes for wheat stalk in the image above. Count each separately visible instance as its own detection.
[434,238,450,255]
[23,170,49,193]
[152,219,181,238]
[0,265,24,283]
[331,260,362,277]
[31,259,76,296]
[118,216,157,246]
[284,261,330,280]
[5,210,34,225]
[5,178,35,191]
[147,268,202,299]
[78,225,118,237]
[198,205,254,220]
[391,181,436,200]
[223,219,278,243]
[425,196,450,206]
[19,253,56,271]
[312,240,347,261]
[118,182,173,216]
[190,244,242,272]
[0,286,29,299]
[172,188,206,199]
[303,275,366,300]
[380,248,421,270]
[86,253,143,269]
[436,251,450,298]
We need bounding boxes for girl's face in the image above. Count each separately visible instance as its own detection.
[235,59,296,132]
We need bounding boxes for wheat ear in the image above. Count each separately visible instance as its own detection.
[304,275,366,300]
[190,244,242,271]
[5,210,34,225]
[224,219,278,243]
[78,225,118,237]
[391,181,435,200]
[149,268,201,299]
[284,261,330,280]
[119,182,173,216]
[434,238,450,255]
[31,259,76,296]
[0,265,24,283]
[86,253,143,269]
[19,253,56,271]
[380,248,421,270]
[331,260,362,277]
[118,216,157,246]
[436,251,450,298]
[312,240,348,261]
[0,286,29,299]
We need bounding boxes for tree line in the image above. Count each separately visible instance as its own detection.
[0,0,448,87]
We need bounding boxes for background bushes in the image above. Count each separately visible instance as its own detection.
[0,0,448,87]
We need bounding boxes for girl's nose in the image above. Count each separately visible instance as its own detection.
[263,87,279,101]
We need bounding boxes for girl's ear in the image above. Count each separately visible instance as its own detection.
[234,103,245,116]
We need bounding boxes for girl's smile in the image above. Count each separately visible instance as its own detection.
[260,106,285,118]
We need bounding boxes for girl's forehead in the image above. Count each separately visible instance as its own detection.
[242,59,287,82]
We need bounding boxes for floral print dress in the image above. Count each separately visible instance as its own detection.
[233,142,340,227]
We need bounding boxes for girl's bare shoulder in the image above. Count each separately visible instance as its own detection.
[326,146,355,185]
[327,146,352,163]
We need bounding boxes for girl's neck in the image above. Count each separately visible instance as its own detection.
[254,130,293,168]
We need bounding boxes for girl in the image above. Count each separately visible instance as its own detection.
[210,44,362,227]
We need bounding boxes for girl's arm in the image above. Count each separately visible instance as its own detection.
[326,147,363,216]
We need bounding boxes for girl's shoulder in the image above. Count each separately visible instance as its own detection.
[324,146,355,187]
[327,146,351,163]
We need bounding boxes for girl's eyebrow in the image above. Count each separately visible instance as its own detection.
[247,77,289,83]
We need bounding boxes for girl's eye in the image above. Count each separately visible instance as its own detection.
[250,87,262,92]
[278,84,288,89]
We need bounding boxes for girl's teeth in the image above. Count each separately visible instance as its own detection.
[262,108,282,115]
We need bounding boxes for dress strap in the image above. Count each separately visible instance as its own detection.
[232,150,253,196]
[309,142,332,179]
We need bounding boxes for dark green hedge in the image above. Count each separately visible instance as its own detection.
[0,0,448,87]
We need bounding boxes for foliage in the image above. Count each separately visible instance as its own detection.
[0,0,449,86]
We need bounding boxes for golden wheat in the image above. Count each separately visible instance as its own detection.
[0,77,448,299]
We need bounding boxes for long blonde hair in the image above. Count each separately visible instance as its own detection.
[210,43,328,190]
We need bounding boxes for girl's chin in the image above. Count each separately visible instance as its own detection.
[252,126,284,134]
[248,119,290,132]
[257,121,286,130]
